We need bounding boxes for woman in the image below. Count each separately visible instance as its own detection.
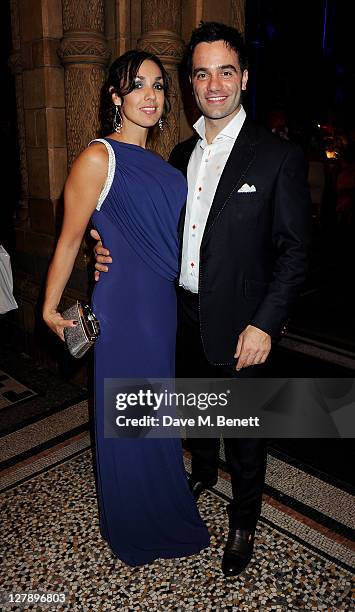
[43,50,209,566]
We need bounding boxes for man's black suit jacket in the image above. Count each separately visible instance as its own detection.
[169,118,311,366]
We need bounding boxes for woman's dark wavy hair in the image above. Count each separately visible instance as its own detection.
[184,21,248,76]
[99,50,171,137]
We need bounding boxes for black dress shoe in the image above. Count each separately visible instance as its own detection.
[222,528,255,577]
[187,478,207,501]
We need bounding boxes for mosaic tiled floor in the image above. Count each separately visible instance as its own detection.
[0,400,89,468]
[0,348,87,437]
[0,368,37,410]
[1,431,354,611]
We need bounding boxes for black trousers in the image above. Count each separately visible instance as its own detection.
[176,287,267,531]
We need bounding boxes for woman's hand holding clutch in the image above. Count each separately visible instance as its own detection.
[43,308,78,341]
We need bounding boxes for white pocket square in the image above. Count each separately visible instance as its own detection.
[237,183,256,193]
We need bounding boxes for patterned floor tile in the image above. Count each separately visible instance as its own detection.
[0,401,89,464]
[0,369,37,410]
[1,449,353,611]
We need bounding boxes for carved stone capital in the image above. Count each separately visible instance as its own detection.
[137,30,185,67]
[58,31,111,67]
[8,50,22,75]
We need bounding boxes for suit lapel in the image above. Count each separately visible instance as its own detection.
[176,136,198,178]
[178,203,186,243]
[202,119,257,243]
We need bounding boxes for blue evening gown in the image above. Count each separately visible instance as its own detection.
[90,138,210,566]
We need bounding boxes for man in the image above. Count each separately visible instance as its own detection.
[93,22,310,577]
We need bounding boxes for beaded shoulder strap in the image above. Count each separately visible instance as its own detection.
[88,138,116,210]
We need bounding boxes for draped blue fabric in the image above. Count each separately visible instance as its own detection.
[91,139,209,566]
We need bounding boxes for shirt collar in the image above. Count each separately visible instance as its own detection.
[194,106,246,148]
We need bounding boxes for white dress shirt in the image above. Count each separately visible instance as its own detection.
[179,106,246,293]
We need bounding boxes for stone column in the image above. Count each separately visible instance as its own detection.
[231,0,246,33]
[9,0,29,227]
[194,0,245,33]
[138,0,185,159]
[8,0,67,359]
[58,0,111,168]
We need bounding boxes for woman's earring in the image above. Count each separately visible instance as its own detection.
[158,118,164,132]
[113,105,123,133]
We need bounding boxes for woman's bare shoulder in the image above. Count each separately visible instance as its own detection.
[70,141,109,178]
[80,141,109,165]
[66,142,110,190]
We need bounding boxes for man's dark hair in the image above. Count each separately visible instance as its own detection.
[184,21,248,76]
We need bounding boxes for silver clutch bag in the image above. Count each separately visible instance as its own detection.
[62,301,100,358]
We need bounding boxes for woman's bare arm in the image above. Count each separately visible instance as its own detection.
[43,143,108,340]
